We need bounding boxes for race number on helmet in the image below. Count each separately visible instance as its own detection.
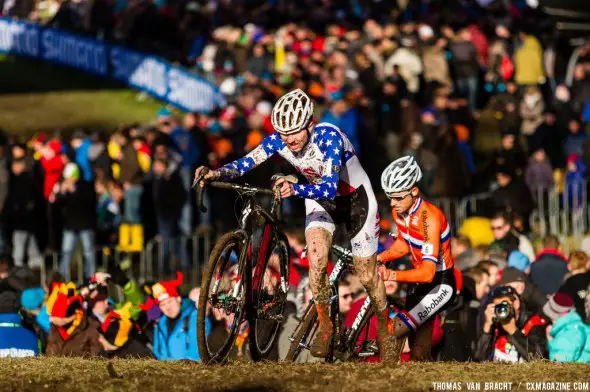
[381,156,423,193]
[271,89,314,135]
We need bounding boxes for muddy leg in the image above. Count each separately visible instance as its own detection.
[410,318,434,361]
[305,228,333,358]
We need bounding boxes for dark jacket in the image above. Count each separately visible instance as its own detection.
[492,178,534,222]
[7,172,41,231]
[530,249,569,296]
[450,40,480,78]
[57,181,96,231]
[558,271,590,324]
[119,143,144,185]
[474,310,548,362]
[438,276,480,361]
[0,313,39,357]
[152,165,186,220]
[46,313,102,356]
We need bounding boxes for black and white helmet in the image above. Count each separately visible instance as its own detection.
[381,156,423,193]
[271,89,314,135]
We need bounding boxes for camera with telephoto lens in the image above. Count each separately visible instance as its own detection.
[493,301,515,324]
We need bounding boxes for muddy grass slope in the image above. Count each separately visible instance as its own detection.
[0,358,588,392]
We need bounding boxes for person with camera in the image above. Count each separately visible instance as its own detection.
[474,285,548,362]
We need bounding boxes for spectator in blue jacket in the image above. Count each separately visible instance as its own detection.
[71,130,94,182]
[544,292,590,363]
[0,290,39,357]
[151,272,210,361]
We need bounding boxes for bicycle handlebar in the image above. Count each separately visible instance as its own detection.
[194,168,275,213]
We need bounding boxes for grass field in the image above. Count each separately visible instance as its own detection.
[0,358,588,392]
[0,55,167,136]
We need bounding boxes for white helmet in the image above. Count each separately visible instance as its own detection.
[381,156,423,193]
[271,89,314,135]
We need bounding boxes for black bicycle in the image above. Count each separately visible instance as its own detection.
[195,170,293,364]
[285,245,380,362]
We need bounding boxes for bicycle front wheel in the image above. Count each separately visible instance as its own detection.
[198,231,248,364]
[248,231,290,361]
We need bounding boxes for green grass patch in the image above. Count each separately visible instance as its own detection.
[0,55,169,137]
[0,358,588,391]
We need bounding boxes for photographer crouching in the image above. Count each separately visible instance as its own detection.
[474,286,548,362]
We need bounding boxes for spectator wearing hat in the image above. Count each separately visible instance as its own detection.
[565,153,587,210]
[474,285,547,362]
[495,267,547,315]
[530,236,569,296]
[507,251,531,273]
[98,303,153,358]
[544,292,590,363]
[7,157,43,268]
[0,290,38,357]
[151,272,210,361]
[45,282,102,356]
[53,163,97,280]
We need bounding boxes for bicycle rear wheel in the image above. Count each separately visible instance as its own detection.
[197,231,248,364]
[248,232,290,361]
[347,306,379,360]
[284,303,318,362]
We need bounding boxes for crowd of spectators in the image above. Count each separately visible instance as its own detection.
[1,0,590,363]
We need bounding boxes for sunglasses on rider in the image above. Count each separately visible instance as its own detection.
[386,191,411,201]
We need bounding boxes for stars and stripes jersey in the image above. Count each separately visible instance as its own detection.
[214,123,369,201]
[380,197,454,278]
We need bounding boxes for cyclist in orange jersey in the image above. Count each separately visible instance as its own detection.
[377,156,457,361]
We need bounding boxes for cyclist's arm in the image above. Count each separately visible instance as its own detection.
[214,134,282,180]
[395,214,442,283]
[292,130,342,200]
[378,236,410,262]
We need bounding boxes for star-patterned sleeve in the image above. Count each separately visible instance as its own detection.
[292,129,343,201]
[214,133,284,180]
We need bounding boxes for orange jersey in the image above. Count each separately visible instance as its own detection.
[380,197,454,280]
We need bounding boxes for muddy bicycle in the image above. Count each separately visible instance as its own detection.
[195,170,294,364]
[285,244,382,362]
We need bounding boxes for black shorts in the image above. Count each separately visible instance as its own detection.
[398,268,456,331]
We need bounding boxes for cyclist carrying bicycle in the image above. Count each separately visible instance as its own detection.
[194,89,390,358]
[377,156,456,361]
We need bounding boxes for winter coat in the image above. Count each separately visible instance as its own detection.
[492,178,534,222]
[525,158,554,191]
[0,313,39,357]
[46,313,102,356]
[421,45,452,87]
[7,172,41,231]
[56,180,96,231]
[75,139,94,182]
[152,299,211,361]
[474,312,547,362]
[171,127,201,170]
[531,249,568,296]
[40,142,64,200]
[119,143,143,185]
[514,36,545,86]
[152,165,186,221]
[384,48,423,93]
[565,133,588,158]
[549,311,590,363]
[438,276,480,361]
[519,92,544,136]
[559,271,590,323]
[450,40,479,79]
